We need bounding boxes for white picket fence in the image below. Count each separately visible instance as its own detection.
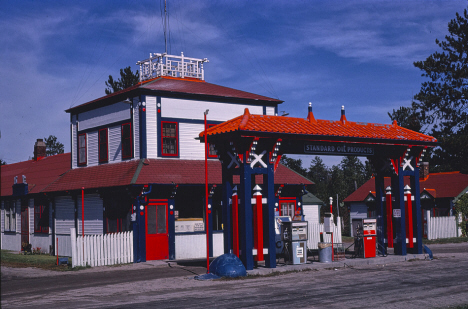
[70,228,133,268]
[427,216,459,240]
[307,217,342,250]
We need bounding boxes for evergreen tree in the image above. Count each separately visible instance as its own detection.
[307,156,330,202]
[105,66,139,94]
[0,159,6,165]
[412,8,468,173]
[44,135,64,156]
[388,106,422,132]
[280,155,307,177]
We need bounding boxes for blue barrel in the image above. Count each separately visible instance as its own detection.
[318,242,332,263]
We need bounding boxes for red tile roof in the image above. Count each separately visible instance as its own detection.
[200,109,437,145]
[66,77,281,113]
[344,171,468,202]
[1,153,70,196]
[135,159,312,185]
[44,160,141,192]
[3,156,310,196]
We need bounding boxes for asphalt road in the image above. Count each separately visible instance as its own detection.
[2,243,467,309]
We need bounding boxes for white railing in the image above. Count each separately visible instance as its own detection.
[307,217,342,250]
[137,52,208,81]
[427,216,459,240]
[70,228,133,268]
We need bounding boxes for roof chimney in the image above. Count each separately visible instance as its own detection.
[340,105,347,124]
[419,162,429,179]
[34,139,46,161]
[307,102,317,124]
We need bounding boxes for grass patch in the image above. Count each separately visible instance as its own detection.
[422,237,468,245]
[1,250,73,271]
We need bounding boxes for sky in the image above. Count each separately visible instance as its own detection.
[1,0,466,168]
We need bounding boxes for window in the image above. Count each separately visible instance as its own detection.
[121,123,133,159]
[34,202,49,233]
[104,195,132,233]
[207,124,217,158]
[99,128,108,163]
[78,133,87,165]
[280,200,296,218]
[162,122,178,156]
[4,200,16,232]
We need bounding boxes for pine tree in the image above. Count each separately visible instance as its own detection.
[105,66,139,94]
[412,8,468,173]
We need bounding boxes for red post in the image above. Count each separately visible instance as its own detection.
[405,185,414,248]
[204,110,210,273]
[253,193,263,261]
[386,186,394,248]
[232,193,239,257]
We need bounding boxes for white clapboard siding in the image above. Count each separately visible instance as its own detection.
[427,216,458,240]
[28,199,34,237]
[1,201,4,233]
[71,115,77,168]
[133,100,140,159]
[175,232,224,259]
[350,203,368,236]
[86,131,99,167]
[78,102,130,131]
[303,204,320,225]
[265,106,275,115]
[77,194,103,235]
[307,219,342,250]
[146,96,158,158]
[161,97,264,121]
[55,196,75,235]
[109,125,122,162]
[70,228,133,267]
[179,122,205,160]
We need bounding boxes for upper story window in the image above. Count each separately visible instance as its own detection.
[99,128,108,163]
[78,133,87,166]
[34,202,49,234]
[4,200,16,232]
[207,124,217,158]
[121,123,133,159]
[162,121,178,156]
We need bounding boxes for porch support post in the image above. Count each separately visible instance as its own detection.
[239,153,254,270]
[221,165,233,254]
[263,162,276,268]
[392,164,407,256]
[168,198,176,260]
[375,172,386,256]
[411,166,423,254]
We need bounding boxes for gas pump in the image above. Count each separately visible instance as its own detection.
[281,221,308,264]
[352,218,377,258]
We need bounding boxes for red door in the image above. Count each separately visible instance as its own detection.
[21,202,29,248]
[145,201,168,260]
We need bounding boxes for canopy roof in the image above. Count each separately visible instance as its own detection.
[200,108,437,147]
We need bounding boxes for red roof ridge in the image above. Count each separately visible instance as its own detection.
[159,76,206,83]
[238,108,251,130]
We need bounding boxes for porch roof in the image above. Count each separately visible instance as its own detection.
[0,153,70,196]
[42,158,312,193]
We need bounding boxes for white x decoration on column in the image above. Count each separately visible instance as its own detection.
[227,151,240,169]
[250,150,267,168]
[403,156,414,171]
